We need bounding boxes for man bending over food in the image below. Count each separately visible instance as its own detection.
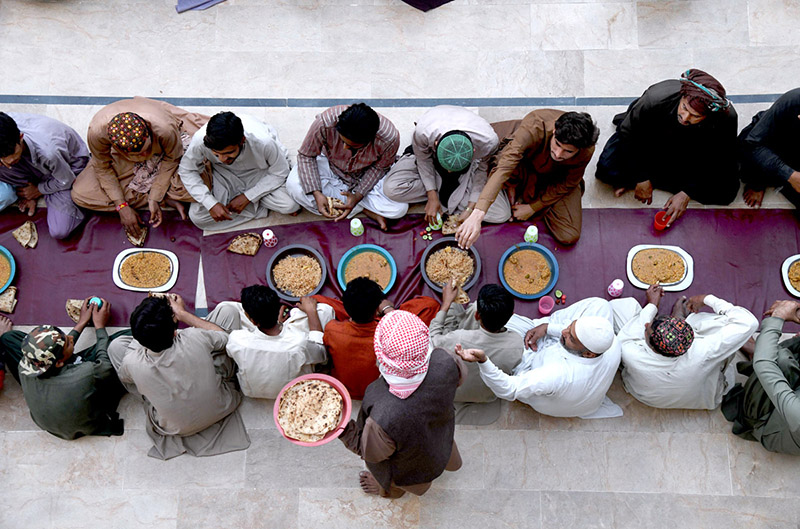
[340,310,466,498]
[108,294,249,459]
[429,281,523,403]
[286,103,408,230]
[217,285,334,399]
[614,285,757,410]
[179,111,300,231]
[456,297,621,418]
[314,277,439,399]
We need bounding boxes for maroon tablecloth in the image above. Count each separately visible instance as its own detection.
[200,209,800,329]
[0,210,202,326]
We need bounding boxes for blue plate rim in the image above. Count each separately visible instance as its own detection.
[266,244,328,302]
[0,245,16,295]
[336,243,397,294]
[498,242,559,300]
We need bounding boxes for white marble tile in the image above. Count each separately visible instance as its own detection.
[693,46,800,96]
[728,436,800,497]
[428,430,485,490]
[583,49,694,97]
[0,375,39,432]
[637,0,749,49]
[748,0,800,46]
[52,489,179,529]
[530,3,637,51]
[215,6,322,52]
[177,489,297,529]
[298,488,420,529]
[419,489,542,529]
[0,490,52,529]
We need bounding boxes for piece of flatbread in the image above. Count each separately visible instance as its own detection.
[278,380,343,442]
[12,221,37,249]
[441,215,462,235]
[454,285,470,304]
[227,233,263,256]
[326,196,345,216]
[148,292,170,299]
[0,287,17,314]
[65,299,83,323]
[126,227,148,247]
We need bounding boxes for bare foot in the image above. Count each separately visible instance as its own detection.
[362,210,388,231]
[289,210,300,217]
[165,199,188,221]
[614,187,627,197]
[740,336,756,361]
[743,187,765,208]
[0,315,13,335]
[359,471,383,495]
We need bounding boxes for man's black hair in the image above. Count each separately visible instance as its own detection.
[343,277,385,324]
[0,112,21,158]
[203,111,244,151]
[130,297,178,353]
[554,112,599,150]
[335,103,380,145]
[241,284,281,329]
[477,284,515,333]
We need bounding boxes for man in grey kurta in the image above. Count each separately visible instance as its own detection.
[383,105,510,224]
[429,283,523,402]
[178,111,299,230]
[109,294,249,459]
[722,300,800,455]
[0,112,86,239]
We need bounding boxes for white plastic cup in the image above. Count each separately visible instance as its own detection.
[262,229,278,248]
[607,279,624,298]
[350,218,364,236]
[428,212,443,230]
[524,225,539,243]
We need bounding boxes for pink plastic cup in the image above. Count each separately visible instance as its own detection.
[653,211,670,231]
[538,295,555,315]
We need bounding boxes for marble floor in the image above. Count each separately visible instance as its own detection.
[2,0,800,527]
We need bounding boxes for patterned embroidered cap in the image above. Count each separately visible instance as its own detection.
[436,131,474,173]
[19,325,67,377]
[107,112,149,152]
[650,317,694,357]
[374,310,431,379]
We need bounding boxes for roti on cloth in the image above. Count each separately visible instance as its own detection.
[227,233,262,256]
[65,299,83,323]
[0,286,17,313]
[12,221,38,249]
[126,227,148,247]
[278,380,343,442]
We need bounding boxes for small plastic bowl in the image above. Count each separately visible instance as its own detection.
[654,211,670,231]
[273,374,352,447]
[538,295,555,315]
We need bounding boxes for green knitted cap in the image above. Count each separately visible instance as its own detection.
[436,131,473,173]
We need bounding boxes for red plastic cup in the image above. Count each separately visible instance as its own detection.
[654,211,670,231]
[538,295,555,315]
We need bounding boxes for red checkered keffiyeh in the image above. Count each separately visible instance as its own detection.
[374,310,432,399]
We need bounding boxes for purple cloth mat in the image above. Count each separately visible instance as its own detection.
[201,209,800,331]
[176,0,226,13]
[0,210,202,327]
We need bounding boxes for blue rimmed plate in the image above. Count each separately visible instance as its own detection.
[337,244,397,294]
[0,245,16,295]
[498,243,559,300]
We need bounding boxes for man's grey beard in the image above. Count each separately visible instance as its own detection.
[560,336,583,357]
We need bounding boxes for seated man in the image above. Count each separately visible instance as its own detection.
[315,277,439,399]
[286,103,408,230]
[429,281,523,403]
[383,105,509,225]
[340,310,466,498]
[456,110,599,248]
[222,285,334,399]
[615,285,757,410]
[0,112,87,239]
[72,97,209,238]
[0,299,130,439]
[596,69,739,226]
[738,87,800,208]
[109,294,249,459]
[179,111,299,230]
[722,300,800,455]
[456,297,620,418]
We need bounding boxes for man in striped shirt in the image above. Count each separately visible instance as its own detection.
[286,103,408,230]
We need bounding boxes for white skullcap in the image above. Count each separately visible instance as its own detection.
[574,316,614,354]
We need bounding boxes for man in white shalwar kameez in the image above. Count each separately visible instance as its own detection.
[179,111,299,230]
[456,297,622,419]
[613,285,758,410]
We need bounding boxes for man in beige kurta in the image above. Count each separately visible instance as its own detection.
[72,97,209,237]
[383,105,510,225]
[109,295,249,460]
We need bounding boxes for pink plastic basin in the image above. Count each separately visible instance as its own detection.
[273,373,353,447]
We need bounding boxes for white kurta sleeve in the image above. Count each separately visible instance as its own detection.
[477,358,523,401]
[697,295,759,362]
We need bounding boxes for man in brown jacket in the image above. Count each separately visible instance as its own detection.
[456,109,598,248]
[339,309,466,498]
[72,97,209,238]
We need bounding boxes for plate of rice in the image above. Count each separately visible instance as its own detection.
[626,244,693,291]
[267,244,327,302]
[336,244,397,294]
[420,236,481,293]
[781,254,800,298]
[112,248,179,292]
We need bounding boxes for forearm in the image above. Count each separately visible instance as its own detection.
[478,358,518,401]
[148,160,179,203]
[178,310,224,332]
[753,317,800,428]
